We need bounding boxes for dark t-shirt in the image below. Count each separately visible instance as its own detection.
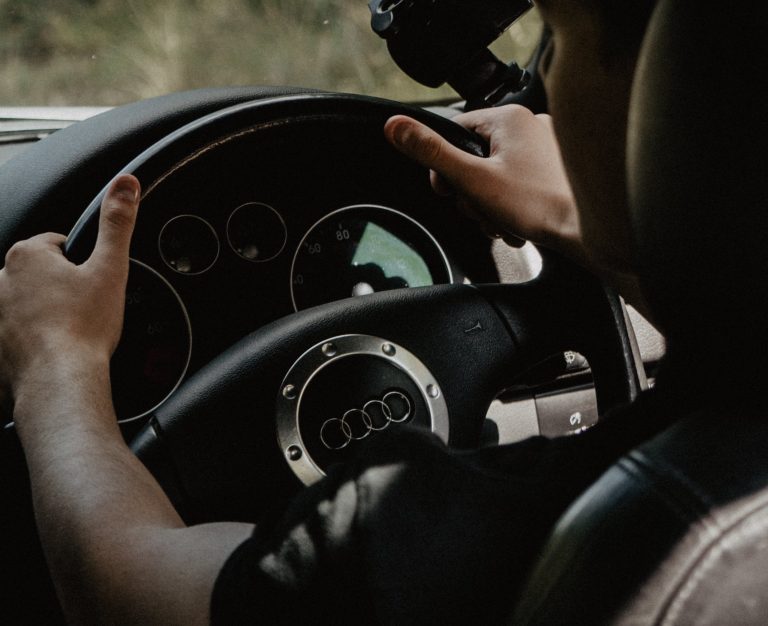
[211,390,671,625]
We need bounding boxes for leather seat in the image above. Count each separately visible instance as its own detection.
[512,411,768,624]
[510,2,768,623]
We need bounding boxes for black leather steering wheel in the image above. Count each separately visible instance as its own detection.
[64,93,644,523]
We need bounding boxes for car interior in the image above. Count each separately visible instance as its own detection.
[3,0,767,623]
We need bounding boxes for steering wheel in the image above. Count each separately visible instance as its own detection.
[65,93,644,524]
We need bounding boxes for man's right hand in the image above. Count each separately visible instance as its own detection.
[384,105,587,265]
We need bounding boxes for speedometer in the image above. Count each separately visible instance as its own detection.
[290,205,452,311]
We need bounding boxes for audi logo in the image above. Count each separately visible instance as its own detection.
[319,391,412,450]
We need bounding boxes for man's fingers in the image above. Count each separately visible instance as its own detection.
[384,116,481,191]
[28,232,67,247]
[4,233,67,270]
[16,233,67,254]
[90,175,140,269]
[429,170,455,197]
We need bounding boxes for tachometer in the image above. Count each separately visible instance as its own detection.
[111,260,192,422]
[290,205,452,311]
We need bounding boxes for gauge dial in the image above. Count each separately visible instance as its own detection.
[111,260,191,422]
[227,202,287,262]
[291,205,452,311]
[158,214,219,275]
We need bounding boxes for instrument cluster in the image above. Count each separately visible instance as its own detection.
[109,117,500,424]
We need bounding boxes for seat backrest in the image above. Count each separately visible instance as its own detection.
[510,2,768,623]
[511,412,768,624]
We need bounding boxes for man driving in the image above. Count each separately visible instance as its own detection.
[0,0,682,623]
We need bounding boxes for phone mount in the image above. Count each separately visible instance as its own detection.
[369,0,534,109]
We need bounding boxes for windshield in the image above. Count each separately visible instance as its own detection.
[0,0,541,107]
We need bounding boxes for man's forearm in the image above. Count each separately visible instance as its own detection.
[15,357,252,625]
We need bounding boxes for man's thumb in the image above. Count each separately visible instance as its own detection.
[384,115,479,186]
[90,174,140,267]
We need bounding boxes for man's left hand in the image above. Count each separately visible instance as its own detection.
[0,174,140,407]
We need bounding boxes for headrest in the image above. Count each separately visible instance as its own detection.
[628,1,768,400]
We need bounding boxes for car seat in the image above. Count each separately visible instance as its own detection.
[510,1,768,623]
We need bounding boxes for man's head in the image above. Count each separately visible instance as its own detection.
[551,0,656,63]
[535,0,656,277]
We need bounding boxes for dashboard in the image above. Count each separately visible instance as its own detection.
[1,95,665,444]
[0,87,669,626]
[107,107,511,425]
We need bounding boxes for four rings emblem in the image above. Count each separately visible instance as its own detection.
[319,390,412,450]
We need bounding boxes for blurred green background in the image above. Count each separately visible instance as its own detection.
[0,0,541,106]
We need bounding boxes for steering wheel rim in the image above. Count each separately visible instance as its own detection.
[64,93,645,523]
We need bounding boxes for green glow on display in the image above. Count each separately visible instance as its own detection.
[351,222,433,287]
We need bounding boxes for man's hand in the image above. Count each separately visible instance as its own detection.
[384,107,655,318]
[384,106,586,264]
[2,173,254,625]
[0,174,140,406]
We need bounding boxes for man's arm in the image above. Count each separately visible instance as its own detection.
[384,108,654,321]
[2,176,253,625]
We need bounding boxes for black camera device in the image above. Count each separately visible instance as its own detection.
[369,0,534,108]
